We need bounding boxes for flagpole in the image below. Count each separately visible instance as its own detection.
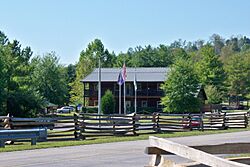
[123,61,126,115]
[98,57,101,115]
[135,86,137,114]
[124,78,126,114]
[134,68,137,114]
[119,84,121,114]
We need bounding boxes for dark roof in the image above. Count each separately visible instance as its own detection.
[81,67,169,82]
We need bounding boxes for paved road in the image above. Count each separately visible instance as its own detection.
[1,131,250,167]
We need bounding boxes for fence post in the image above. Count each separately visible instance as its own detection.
[80,114,85,140]
[74,114,78,139]
[153,113,160,133]
[132,113,137,136]
[200,114,204,131]
[223,112,227,129]
[244,113,248,128]
[188,114,192,131]
[112,115,116,136]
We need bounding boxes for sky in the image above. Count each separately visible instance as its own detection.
[1,0,250,65]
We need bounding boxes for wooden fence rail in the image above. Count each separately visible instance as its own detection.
[7,115,78,141]
[0,111,249,141]
[77,114,136,139]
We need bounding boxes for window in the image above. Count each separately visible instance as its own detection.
[126,83,132,95]
[125,101,131,108]
[157,101,163,109]
[114,83,119,91]
[142,101,148,107]
[137,83,142,91]
[93,83,98,91]
[94,100,98,106]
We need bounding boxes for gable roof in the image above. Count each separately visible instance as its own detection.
[81,67,169,82]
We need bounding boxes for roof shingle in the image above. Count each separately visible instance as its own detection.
[81,67,169,82]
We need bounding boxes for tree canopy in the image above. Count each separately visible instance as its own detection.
[0,29,249,116]
[161,58,201,113]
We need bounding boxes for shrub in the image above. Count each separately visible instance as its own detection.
[82,106,98,113]
[101,90,115,114]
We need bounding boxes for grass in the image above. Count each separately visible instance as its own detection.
[1,127,250,153]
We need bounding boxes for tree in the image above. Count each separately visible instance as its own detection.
[70,39,115,104]
[30,52,68,106]
[0,46,5,114]
[205,85,223,104]
[210,34,225,55]
[0,32,43,117]
[161,59,201,113]
[224,51,250,98]
[196,45,226,92]
[101,90,115,114]
[65,64,76,105]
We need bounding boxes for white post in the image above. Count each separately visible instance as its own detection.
[134,68,137,114]
[124,79,126,114]
[119,84,121,114]
[98,57,101,114]
[123,61,126,115]
[135,87,137,114]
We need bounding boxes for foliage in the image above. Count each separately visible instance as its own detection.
[0,31,43,117]
[205,85,223,104]
[65,64,76,104]
[224,51,250,97]
[1,29,250,116]
[0,46,6,114]
[114,45,173,68]
[70,39,115,104]
[161,58,201,113]
[82,106,98,113]
[101,90,115,114]
[30,52,68,106]
[196,45,226,91]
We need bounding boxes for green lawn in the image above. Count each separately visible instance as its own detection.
[1,127,250,153]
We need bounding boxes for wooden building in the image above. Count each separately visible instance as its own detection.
[81,67,207,113]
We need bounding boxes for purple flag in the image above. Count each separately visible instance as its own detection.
[117,71,124,85]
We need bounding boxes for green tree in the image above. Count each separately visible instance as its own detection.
[70,39,115,104]
[101,90,115,114]
[0,31,43,116]
[210,34,225,55]
[205,85,223,104]
[161,59,201,113]
[115,45,173,68]
[0,45,5,114]
[65,64,76,105]
[196,45,226,91]
[30,52,68,106]
[224,51,250,97]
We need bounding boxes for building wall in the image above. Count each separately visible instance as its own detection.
[84,81,164,113]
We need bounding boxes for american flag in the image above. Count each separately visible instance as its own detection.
[122,63,127,80]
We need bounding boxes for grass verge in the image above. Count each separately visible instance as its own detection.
[0,127,250,153]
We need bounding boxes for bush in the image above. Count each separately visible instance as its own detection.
[101,90,115,114]
[82,106,98,113]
